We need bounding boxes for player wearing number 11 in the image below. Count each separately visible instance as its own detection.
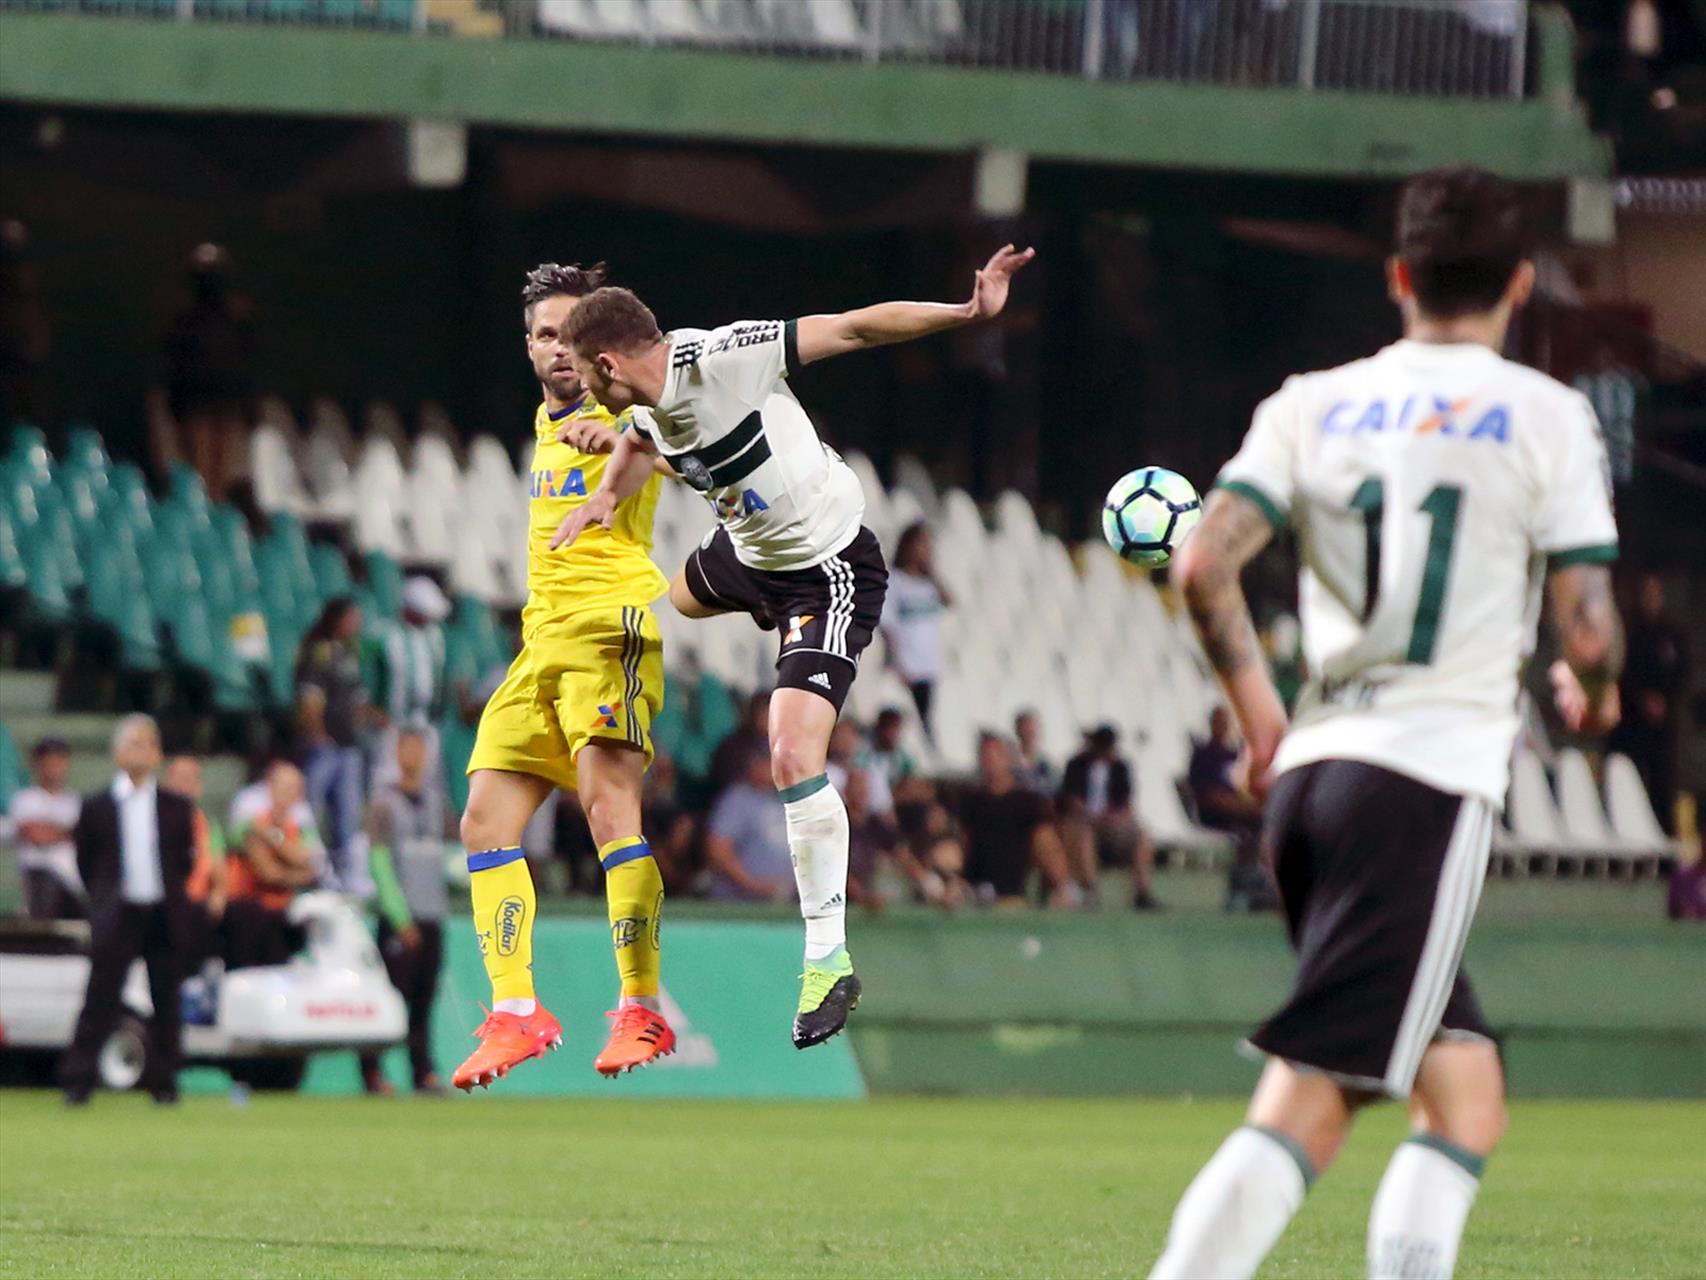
[1149,167,1623,1280]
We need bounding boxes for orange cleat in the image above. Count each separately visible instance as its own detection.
[452,1005,564,1092]
[592,1005,676,1078]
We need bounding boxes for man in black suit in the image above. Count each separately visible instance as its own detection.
[60,714,197,1106]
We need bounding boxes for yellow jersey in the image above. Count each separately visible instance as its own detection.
[523,398,667,639]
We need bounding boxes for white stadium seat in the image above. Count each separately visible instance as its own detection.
[1507,751,1567,860]
[249,422,314,519]
[1605,752,1675,856]
[1555,749,1614,849]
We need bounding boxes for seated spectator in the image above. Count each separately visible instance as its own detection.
[959,732,1072,907]
[8,737,83,920]
[1187,707,1275,913]
[1012,710,1055,796]
[704,749,795,903]
[827,719,894,817]
[1060,725,1159,910]
[882,521,951,731]
[843,769,902,910]
[163,755,227,955]
[223,761,319,969]
[642,750,698,893]
[710,692,770,793]
[863,707,932,809]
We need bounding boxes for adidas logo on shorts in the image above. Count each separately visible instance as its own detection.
[808,672,832,690]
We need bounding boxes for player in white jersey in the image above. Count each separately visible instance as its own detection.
[1149,167,1623,1280]
[550,245,1035,1048]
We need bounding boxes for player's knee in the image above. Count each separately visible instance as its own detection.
[1434,1093,1508,1155]
[459,801,511,854]
[769,737,822,790]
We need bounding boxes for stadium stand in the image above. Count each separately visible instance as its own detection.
[8,410,1673,877]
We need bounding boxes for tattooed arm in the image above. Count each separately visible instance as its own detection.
[1545,563,1625,734]
[1171,489,1289,795]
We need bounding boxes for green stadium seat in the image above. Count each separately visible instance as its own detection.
[309,541,354,602]
[0,721,24,813]
[264,513,319,607]
[83,521,163,671]
[4,423,48,468]
[362,549,404,619]
[0,504,25,591]
[59,426,110,477]
[0,461,72,619]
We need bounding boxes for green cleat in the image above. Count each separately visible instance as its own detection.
[793,946,861,1050]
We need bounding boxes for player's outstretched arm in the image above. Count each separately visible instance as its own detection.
[549,428,658,550]
[1171,489,1288,794]
[791,244,1035,366]
[1545,563,1625,733]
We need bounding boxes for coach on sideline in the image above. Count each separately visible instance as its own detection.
[59,714,198,1106]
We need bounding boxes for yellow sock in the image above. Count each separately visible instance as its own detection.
[600,837,663,999]
[466,846,536,1003]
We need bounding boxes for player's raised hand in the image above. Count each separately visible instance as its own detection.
[556,419,620,454]
[966,244,1036,320]
[549,489,617,549]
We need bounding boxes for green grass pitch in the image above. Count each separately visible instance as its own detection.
[1,1092,1700,1277]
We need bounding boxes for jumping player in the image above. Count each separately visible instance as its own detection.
[453,263,675,1091]
[550,245,1035,1048]
[1150,167,1623,1278]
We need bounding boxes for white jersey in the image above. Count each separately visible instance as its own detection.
[637,320,866,571]
[1219,339,1618,804]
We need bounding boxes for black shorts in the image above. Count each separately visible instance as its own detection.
[1248,759,1497,1098]
[683,525,888,714]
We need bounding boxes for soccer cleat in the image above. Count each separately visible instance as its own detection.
[792,946,861,1050]
[452,1004,564,1092]
[593,1005,677,1077]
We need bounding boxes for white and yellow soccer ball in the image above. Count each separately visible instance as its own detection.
[1101,466,1203,567]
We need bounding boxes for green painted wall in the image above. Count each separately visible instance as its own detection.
[284,908,1702,1099]
[0,13,1609,179]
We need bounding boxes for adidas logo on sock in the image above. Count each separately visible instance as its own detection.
[808,672,832,690]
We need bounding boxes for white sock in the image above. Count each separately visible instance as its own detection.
[782,775,848,962]
[493,998,536,1016]
[1150,1126,1313,1280]
[619,994,661,1013]
[1368,1137,1482,1280]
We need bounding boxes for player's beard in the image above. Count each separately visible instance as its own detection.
[542,366,583,405]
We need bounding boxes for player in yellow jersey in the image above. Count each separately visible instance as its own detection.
[453,262,675,1090]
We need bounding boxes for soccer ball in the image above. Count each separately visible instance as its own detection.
[1101,467,1202,567]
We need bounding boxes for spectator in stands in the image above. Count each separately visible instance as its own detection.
[295,596,369,891]
[710,691,770,792]
[163,755,227,946]
[1012,710,1055,796]
[864,706,924,797]
[1188,708,1275,913]
[60,715,195,1105]
[704,748,795,902]
[359,727,452,1097]
[1060,725,1160,910]
[372,576,453,806]
[882,521,951,730]
[906,803,974,910]
[1612,571,1689,834]
[0,219,52,425]
[959,732,1072,907]
[163,242,255,503]
[642,749,698,892]
[224,761,319,969]
[827,719,894,817]
[9,737,83,921]
[843,767,900,910]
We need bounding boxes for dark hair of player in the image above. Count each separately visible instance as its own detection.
[1394,166,1527,319]
[562,286,664,358]
[522,261,609,330]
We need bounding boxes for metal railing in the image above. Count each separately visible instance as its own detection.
[1,0,1535,99]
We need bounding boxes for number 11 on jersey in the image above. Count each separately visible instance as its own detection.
[1350,478,1465,666]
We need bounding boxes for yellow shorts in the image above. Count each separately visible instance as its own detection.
[467,604,664,793]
